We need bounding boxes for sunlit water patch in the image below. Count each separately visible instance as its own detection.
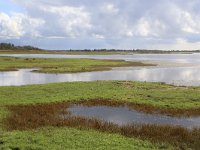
[1,67,200,86]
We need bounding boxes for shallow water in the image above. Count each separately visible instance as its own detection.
[1,53,200,86]
[67,105,200,129]
[1,67,200,86]
[1,53,200,63]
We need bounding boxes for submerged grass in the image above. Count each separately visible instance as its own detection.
[4,102,200,150]
[0,56,153,73]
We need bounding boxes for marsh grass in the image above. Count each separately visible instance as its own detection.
[5,101,200,150]
[0,57,153,73]
[0,81,200,110]
[1,127,167,150]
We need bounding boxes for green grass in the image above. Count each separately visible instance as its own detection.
[0,127,171,150]
[0,57,151,73]
[0,80,199,130]
[0,81,199,109]
[0,81,199,149]
[1,80,199,129]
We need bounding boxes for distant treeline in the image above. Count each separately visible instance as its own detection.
[0,43,42,51]
[0,43,200,53]
[58,49,200,53]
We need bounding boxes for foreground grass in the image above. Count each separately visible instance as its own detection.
[5,101,199,149]
[0,81,199,149]
[0,127,170,150]
[0,57,152,73]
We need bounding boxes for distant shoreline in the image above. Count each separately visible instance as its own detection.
[0,49,199,55]
[0,43,200,55]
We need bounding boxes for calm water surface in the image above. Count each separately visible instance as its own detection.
[67,105,200,129]
[0,67,200,86]
[1,53,200,63]
[0,53,200,86]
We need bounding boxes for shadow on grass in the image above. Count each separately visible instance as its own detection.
[5,100,200,150]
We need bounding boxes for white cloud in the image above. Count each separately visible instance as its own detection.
[0,12,23,38]
[101,3,119,14]
[1,0,200,50]
[0,12,44,38]
[92,34,104,39]
[29,4,92,38]
[157,38,200,50]
[134,17,166,37]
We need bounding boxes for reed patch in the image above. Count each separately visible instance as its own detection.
[5,100,200,150]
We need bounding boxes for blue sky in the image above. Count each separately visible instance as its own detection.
[0,0,23,13]
[1,0,200,50]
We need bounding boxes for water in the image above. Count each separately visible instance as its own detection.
[1,53,200,86]
[1,67,200,86]
[1,53,200,63]
[67,105,200,129]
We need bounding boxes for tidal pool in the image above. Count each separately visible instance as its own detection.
[1,67,200,86]
[66,105,200,129]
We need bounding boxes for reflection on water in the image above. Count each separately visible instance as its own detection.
[1,53,200,63]
[67,105,200,129]
[0,67,200,86]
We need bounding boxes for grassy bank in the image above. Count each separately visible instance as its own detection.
[0,57,152,73]
[0,81,199,109]
[1,127,171,150]
[0,81,200,149]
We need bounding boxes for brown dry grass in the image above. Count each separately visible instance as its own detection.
[4,100,200,149]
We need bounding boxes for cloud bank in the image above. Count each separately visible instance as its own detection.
[1,0,200,50]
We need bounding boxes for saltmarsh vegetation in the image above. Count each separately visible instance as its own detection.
[0,81,199,110]
[5,101,200,150]
[1,127,170,150]
[0,81,200,149]
[0,57,153,73]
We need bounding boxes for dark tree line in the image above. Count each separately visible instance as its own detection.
[67,49,200,53]
[0,43,199,53]
[0,43,41,51]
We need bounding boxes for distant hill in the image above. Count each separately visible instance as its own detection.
[0,43,42,51]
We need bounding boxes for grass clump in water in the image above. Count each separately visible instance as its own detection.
[0,57,153,73]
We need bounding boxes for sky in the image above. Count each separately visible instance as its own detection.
[0,0,200,50]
